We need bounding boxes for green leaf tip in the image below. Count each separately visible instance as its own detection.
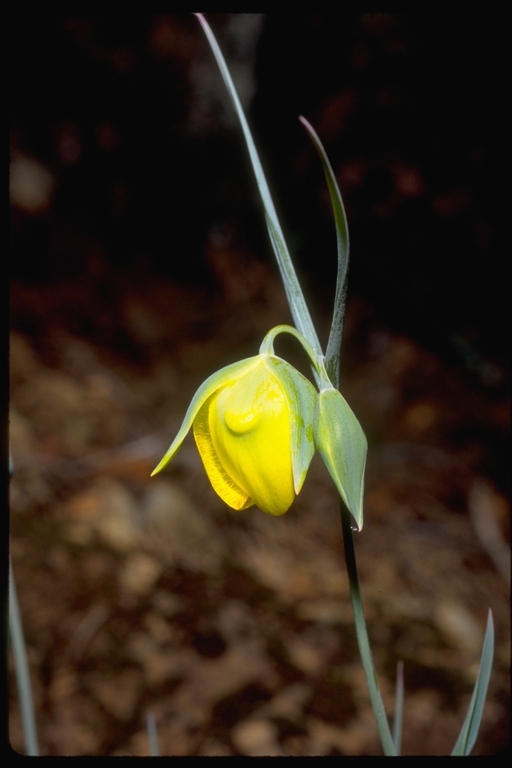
[298,114,350,389]
[194,13,321,358]
[451,609,494,756]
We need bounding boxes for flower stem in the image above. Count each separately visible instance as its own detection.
[260,324,331,389]
[340,503,397,756]
[9,560,39,756]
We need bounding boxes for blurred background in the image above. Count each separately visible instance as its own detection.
[9,13,509,755]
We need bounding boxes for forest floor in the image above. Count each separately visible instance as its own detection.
[9,254,510,756]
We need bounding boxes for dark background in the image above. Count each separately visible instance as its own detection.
[9,14,509,756]
[11,14,505,361]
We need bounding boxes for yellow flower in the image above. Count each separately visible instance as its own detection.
[152,354,317,516]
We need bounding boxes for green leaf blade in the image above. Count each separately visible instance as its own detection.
[392,660,404,755]
[451,609,495,756]
[299,116,350,389]
[195,14,322,357]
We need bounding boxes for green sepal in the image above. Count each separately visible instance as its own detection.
[314,387,367,530]
[151,357,260,476]
[263,355,317,495]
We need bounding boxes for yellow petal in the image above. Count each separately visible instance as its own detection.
[193,393,252,511]
[151,356,260,476]
[208,363,294,516]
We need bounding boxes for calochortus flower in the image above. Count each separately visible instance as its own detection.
[152,325,368,528]
[152,352,317,516]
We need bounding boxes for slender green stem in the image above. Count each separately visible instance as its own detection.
[340,504,396,756]
[9,560,39,756]
[146,710,159,757]
[260,324,331,389]
[392,661,404,755]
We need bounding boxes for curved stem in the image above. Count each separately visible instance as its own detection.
[340,504,396,756]
[260,324,331,389]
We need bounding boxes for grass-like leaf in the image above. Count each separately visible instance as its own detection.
[298,116,350,389]
[451,609,494,756]
[146,710,159,757]
[340,505,397,755]
[392,660,404,755]
[195,14,322,358]
[9,560,39,756]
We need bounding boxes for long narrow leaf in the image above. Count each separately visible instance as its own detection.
[298,116,350,388]
[392,660,404,755]
[146,710,159,757]
[451,609,494,756]
[195,14,322,356]
[340,505,397,755]
[9,560,39,756]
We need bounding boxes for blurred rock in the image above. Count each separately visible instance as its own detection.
[231,718,282,756]
[433,600,483,657]
[126,632,180,688]
[118,553,163,597]
[64,478,140,551]
[198,738,233,756]
[141,479,226,571]
[89,668,143,722]
[286,628,339,676]
[306,713,377,756]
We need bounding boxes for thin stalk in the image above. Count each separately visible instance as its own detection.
[146,710,159,757]
[392,661,404,755]
[260,323,330,388]
[9,560,39,756]
[340,505,396,756]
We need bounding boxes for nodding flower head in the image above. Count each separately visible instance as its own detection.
[152,354,317,516]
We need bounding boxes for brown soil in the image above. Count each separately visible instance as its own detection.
[9,263,509,756]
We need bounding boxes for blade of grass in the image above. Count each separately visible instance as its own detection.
[298,116,350,389]
[9,560,39,756]
[195,14,322,357]
[392,660,404,755]
[340,505,397,755]
[146,710,159,756]
[451,609,494,756]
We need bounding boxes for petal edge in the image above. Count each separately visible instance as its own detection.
[151,356,260,476]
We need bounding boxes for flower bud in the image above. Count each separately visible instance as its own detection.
[152,355,317,516]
